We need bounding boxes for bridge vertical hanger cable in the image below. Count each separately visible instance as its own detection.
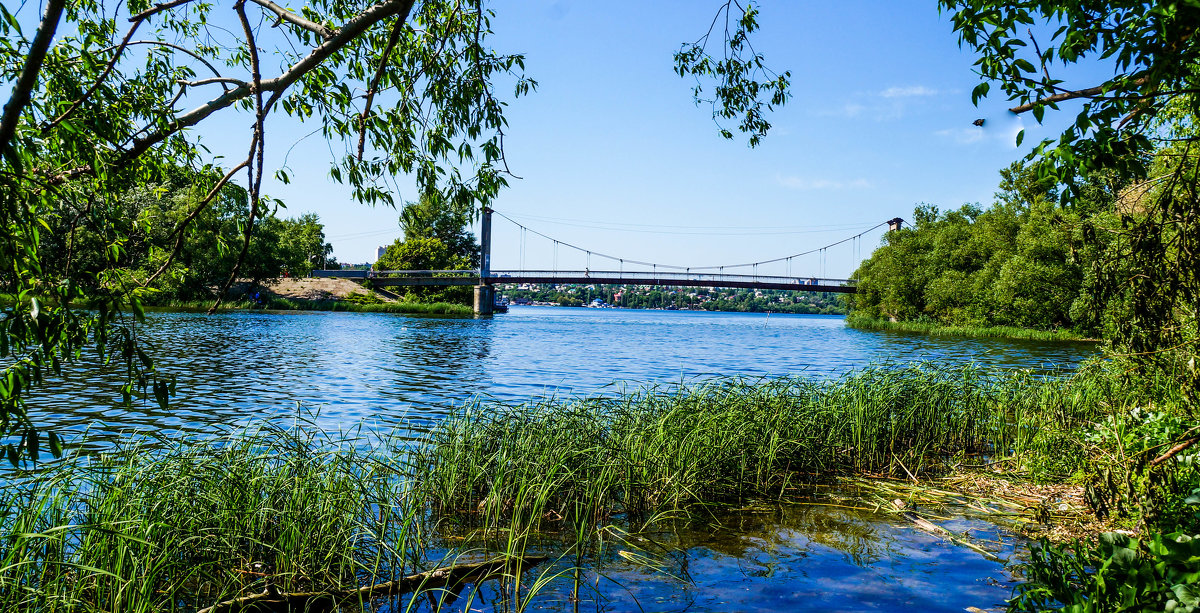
[488,209,890,276]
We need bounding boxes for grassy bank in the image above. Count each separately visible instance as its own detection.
[846,314,1095,342]
[144,297,474,316]
[2,363,1193,611]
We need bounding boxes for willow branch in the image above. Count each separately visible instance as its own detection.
[0,0,67,159]
[121,0,416,167]
[1149,433,1200,467]
[250,0,335,39]
[129,0,197,22]
[357,13,409,160]
[210,0,268,314]
[1009,76,1151,114]
[39,1,196,134]
[43,0,416,186]
[177,77,250,88]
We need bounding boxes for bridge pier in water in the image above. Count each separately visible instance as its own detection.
[473,285,495,315]
[474,206,494,315]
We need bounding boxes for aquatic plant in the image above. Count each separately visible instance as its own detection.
[0,423,425,612]
[413,364,1112,527]
[845,314,1094,342]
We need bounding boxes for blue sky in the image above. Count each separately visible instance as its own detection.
[267,0,1097,277]
[13,1,1107,278]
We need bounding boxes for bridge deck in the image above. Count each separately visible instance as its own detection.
[313,270,856,293]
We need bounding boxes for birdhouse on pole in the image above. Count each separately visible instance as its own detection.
[887,217,904,232]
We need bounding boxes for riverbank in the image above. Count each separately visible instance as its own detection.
[847,314,1096,342]
[9,363,1186,611]
[147,296,473,316]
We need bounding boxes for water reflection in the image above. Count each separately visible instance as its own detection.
[403,500,1019,613]
[25,308,1095,442]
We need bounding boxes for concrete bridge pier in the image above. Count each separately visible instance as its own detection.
[473,284,494,316]
[474,206,494,315]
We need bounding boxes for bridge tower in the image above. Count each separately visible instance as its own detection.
[473,206,495,315]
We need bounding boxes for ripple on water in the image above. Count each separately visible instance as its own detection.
[27,307,1095,441]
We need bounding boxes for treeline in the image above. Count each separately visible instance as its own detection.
[11,165,336,304]
[373,194,479,304]
[848,164,1114,335]
[501,285,845,314]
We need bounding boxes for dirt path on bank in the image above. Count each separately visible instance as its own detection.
[257,277,392,302]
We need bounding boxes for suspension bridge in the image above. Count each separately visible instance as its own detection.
[313,209,904,314]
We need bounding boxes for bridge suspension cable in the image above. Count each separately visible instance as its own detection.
[490,210,890,273]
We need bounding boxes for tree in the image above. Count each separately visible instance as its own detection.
[274,213,335,277]
[941,0,1200,394]
[0,0,790,461]
[849,162,1107,332]
[398,193,479,267]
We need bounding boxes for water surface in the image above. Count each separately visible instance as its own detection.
[26,307,1092,612]
[32,307,1095,439]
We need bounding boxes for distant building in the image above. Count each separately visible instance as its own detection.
[376,245,388,261]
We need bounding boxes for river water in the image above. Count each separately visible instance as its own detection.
[33,307,1094,440]
[28,307,1096,612]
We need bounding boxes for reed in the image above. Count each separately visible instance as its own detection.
[846,314,1095,342]
[414,364,1116,526]
[0,422,421,612]
[0,363,1154,611]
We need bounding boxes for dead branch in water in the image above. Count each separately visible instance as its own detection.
[197,555,548,613]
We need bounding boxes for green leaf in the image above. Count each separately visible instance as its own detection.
[47,431,62,458]
[25,429,38,462]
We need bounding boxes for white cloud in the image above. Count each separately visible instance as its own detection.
[880,85,938,98]
[776,175,872,190]
[816,102,866,118]
[815,85,943,119]
[935,127,985,144]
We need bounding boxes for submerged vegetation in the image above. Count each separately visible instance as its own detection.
[3,363,1196,611]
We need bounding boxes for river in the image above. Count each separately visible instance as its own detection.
[32,307,1094,440]
[28,307,1096,612]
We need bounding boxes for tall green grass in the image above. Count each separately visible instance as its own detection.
[0,423,422,612]
[414,363,1117,527]
[846,314,1095,342]
[0,363,1157,611]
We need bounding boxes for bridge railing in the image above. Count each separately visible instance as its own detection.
[313,268,856,287]
[488,270,856,287]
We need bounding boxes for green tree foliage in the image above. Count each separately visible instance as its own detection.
[938,1,1200,606]
[850,164,1109,333]
[0,0,790,460]
[940,0,1200,390]
[397,193,480,267]
[0,0,533,460]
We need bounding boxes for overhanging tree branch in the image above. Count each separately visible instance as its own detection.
[0,0,67,161]
[120,0,417,168]
[1008,77,1151,114]
[358,13,409,160]
[250,0,337,40]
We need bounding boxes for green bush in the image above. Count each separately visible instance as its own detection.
[1010,531,1200,612]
